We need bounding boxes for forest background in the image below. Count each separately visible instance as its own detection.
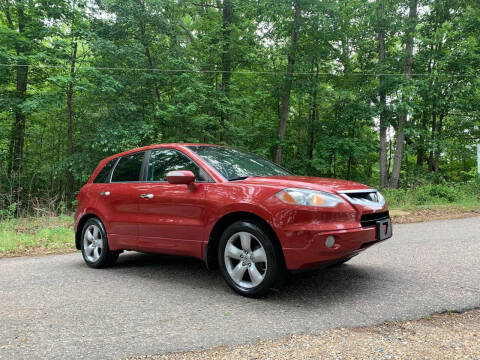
[1,0,479,219]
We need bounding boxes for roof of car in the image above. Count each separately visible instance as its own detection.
[101,143,223,163]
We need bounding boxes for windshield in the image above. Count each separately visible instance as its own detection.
[187,146,292,180]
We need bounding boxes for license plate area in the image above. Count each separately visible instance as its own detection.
[376,218,392,240]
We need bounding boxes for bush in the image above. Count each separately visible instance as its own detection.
[383,182,479,208]
[414,184,458,205]
[0,202,17,219]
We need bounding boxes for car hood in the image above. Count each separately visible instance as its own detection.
[241,176,373,193]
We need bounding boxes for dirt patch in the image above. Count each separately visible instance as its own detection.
[6,216,74,234]
[0,245,76,258]
[391,206,480,224]
[132,309,480,360]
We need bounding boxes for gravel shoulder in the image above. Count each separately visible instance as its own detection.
[390,205,480,224]
[133,309,480,360]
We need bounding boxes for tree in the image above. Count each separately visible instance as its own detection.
[1,0,66,206]
[390,0,418,188]
[377,0,388,188]
[3,0,29,175]
[1,0,479,215]
[275,0,301,165]
[219,0,233,141]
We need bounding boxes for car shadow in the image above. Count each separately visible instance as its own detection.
[99,251,391,308]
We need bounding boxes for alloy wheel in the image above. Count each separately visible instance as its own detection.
[83,224,103,263]
[224,231,267,288]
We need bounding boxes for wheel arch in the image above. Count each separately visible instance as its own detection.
[75,213,102,250]
[204,211,285,270]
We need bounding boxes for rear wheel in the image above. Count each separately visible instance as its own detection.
[81,218,119,268]
[218,221,284,297]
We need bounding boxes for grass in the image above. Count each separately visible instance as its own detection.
[0,215,75,257]
[382,182,480,210]
[383,183,480,223]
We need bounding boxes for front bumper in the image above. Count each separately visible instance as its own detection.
[282,224,391,270]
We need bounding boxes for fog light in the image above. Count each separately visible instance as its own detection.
[325,235,335,248]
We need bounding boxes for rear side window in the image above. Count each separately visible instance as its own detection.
[147,149,211,182]
[111,152,145,182]
[93,159,116,183]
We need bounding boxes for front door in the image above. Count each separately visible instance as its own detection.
[136,148,212,258]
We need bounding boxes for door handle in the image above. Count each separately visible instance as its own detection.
[140,193,154,199]
[100,191,110,196]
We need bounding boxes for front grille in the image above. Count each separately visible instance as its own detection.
[348,190,378,202]
[338,189,385,207]
[360,211,390,228]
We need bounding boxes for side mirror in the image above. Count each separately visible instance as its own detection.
[166,170,196,191]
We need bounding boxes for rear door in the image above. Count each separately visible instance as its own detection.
[86,157,118,216]
[96,151,147,250]
[136,148,212,257]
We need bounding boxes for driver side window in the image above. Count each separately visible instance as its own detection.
[147,149,212,182]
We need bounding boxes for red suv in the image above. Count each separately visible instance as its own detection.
[75,144,392,297]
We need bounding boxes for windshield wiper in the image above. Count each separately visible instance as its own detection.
[228,176,250,181]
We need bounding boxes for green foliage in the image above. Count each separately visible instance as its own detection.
[0,216,74,254]
[0,0,479,213]
[0,202,17,219]
[383,182,479,208]
[414,184,460,205]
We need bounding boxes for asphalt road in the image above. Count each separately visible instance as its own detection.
[1,217,479,360]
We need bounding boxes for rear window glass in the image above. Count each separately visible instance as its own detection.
[93,159,116,183]
[111,152,145,182]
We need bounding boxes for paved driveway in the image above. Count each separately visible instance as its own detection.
[1,217,479,359]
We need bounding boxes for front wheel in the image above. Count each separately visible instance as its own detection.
[81,218,119,268]
[218,221,284,297]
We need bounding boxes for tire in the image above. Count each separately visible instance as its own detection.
[81,218,119,268]
[218,221,284,298]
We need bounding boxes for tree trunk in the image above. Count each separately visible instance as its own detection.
[416,148,424,166]
[137,1,160,104]
[428,112,436,172]
[416,112,428,166]
[389,0,417,188]
[8,5,28,176]
[422,44,434,169]
[66,41,77,204]
[433,113,443,172]
[219,0,233,142]
[346,126,357,180]
[307,62,319,175]
[347,155,352,180]
[292,105,303,164]
[275,0,301,165]
[378,0,388,188]
[143,43,160,103]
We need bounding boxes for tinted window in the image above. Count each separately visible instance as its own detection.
[93,159,116,183]
[147,149,211,182]
[111,152,145,182]
[187,146,291,180]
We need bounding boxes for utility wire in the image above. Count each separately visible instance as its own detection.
[0,63,479,77]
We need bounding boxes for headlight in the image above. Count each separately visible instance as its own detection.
[275,188,345,208]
